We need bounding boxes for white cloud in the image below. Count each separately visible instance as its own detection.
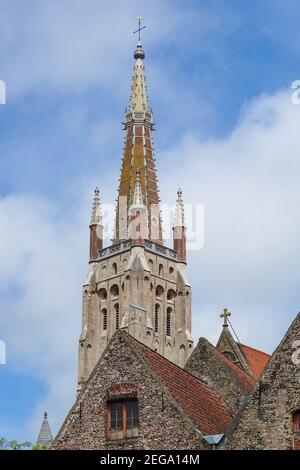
[0,193,88,438]
[159,88,300,351]
[0,0,186,98]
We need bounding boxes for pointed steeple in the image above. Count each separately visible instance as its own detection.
[130,43,148,113]
[90,187,102,226]
[173,188,187,262]
[36,412,53,448]
[174,188,185,228]
[114,33,162,244]
[131,168,144,208]
[89,187,103,260]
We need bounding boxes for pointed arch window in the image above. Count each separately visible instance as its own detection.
[166,307,172,337]
[102,308,108,331]
[159,264,164,276]
[115,304,120,330]
[154,304,160,333]
[112,263,117,275]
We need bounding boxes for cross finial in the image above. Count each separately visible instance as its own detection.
[220,308,231,327]
[134,16,146,43]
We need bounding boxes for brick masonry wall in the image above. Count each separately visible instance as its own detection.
[52,333,209,450]
[223,314,300,450]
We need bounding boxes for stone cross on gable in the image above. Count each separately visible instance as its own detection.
[220,308,231,327]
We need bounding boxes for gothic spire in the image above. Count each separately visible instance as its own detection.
[36,412,53,448]
[114,30,162,244]
[131,168,145,208]
[174,188,185,227]
[131,16,148,113]
[90,187,103,226]
[130,43,148,113]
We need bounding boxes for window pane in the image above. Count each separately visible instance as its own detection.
[126,400,138,429]
[110,401,123,432]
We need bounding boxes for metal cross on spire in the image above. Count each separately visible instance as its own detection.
[134,16,146,43]
[220,308,231,327]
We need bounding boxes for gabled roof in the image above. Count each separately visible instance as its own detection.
[223,312,300,449]
[216,325,271,380]
[238,343,271,380]
[207,340,255,392]
[128,333,232,435]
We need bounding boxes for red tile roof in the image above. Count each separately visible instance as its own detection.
[208,341,255,392]
[129,335,232,436]
[238,343,271,380]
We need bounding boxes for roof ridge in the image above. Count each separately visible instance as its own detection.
[124,331,218,393]
[237,342,271,358]
[204,338,255,384]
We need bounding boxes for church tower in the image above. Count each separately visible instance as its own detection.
[78,31,193,391]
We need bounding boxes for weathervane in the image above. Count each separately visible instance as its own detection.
[134,16,146,43]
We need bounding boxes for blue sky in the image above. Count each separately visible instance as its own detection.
[1,0,300,442]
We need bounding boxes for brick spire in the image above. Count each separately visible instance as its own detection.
[114,39,162,244]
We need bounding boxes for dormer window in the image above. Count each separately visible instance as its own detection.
[107,399,139,440]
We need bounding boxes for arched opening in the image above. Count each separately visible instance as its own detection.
[165,343,172,360]
[112,263,117,275]
[154,304,160,333]
[223,351,237,363]
[114,303,120,330]
[167,289,176,301]
[102,308,108,331]
[155,285,164,298]
[166,307,172,337]
[110,284,119,297]
[159,264,164,276]
[179,345,186,368]
[98,288,107,300]
[169,266,174,274]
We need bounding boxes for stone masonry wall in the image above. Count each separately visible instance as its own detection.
[185,338,251,415]
[53,333,208,450]
[223,314,300,450]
